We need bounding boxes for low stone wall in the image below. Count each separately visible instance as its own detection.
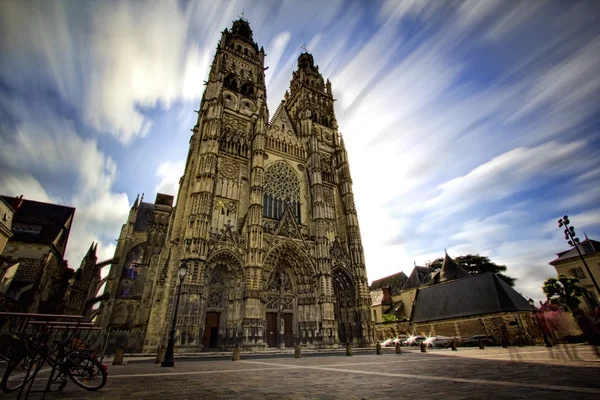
[374,321,411,340]
[376,312,540,345]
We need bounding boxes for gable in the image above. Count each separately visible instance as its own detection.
[268,101,296,137]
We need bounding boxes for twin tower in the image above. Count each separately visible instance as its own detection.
[98,19,374,351]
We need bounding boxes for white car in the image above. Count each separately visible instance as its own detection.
[423,336,451,348]
[402,335,426,346]
[380,338,395,347]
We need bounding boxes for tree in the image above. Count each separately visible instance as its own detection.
[542,275,588,311]
[381,314,398,322]
[426,254,516,286]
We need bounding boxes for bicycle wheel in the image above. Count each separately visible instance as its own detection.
[66,353,106,391]
[0,351,39,393]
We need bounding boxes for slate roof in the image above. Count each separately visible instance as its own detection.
[370,271,409,295]
[1,195,75,245]
[134,202,154,232]
[550,238,599,264]
[427,252,470,285]
[411,273,533,323]
[401,266,431,291]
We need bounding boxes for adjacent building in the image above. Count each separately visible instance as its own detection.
[97,18,373,352]
[0,196,14,255]
[549,237,600,313]
[372,253,537,344]
[96,193,173,333]
[369,266,430,323]
[64,242,115,320]
[0,195,75,313]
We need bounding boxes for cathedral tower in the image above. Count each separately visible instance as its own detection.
[137,19,373,351]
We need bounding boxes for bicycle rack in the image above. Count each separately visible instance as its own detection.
[0,312,105,399]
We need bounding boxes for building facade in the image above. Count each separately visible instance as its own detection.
[549,237,600,313]
[0,195,75,313]
[0,196,14,256]
[97,19,373,351]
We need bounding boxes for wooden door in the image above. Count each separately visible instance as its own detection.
[266,312,277,347]
[284,313,293,347]
[202,312,220,348]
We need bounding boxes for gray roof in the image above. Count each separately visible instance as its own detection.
[370,271,409,295]
[401,266,431,291]
[550,238,599,264]
[1,195,75,247]
[426,252,470,286]
[411,273,532,323]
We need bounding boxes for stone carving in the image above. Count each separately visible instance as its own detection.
[275,211,302,239]
[323,187,334,206]
[264,162,300,202]
[330,238,349,262]
[266,295,278,309]
[207,268,225,285]
[267,270,292,293]
[206,287,226,309]
[282,296,294,310]
[219,158,240,180]
[222,114,248,139]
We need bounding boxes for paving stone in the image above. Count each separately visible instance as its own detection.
[1,344,598,399]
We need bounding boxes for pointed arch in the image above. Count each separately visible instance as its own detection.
[332,265,356,344]
[223,74,238,91]
[263,240,315,288]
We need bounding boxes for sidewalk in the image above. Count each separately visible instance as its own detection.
[101,345,388,363]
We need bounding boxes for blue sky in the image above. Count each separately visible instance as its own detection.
[0,0,599,301]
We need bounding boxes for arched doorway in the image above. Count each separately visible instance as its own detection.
[262,241,315,348]
[194,251,243,350]
[264,268,295,348]
[202,266,228,348]
[332,266,356,344]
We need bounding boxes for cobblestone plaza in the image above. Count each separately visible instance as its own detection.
[6,344,599,399]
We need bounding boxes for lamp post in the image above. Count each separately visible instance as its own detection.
[558,216,600,297]
[528,298,552,348]
[161,260,188,367]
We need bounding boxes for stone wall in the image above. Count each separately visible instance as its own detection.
[375,312,539,345]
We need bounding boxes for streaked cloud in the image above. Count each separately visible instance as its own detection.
[0,0,598,303]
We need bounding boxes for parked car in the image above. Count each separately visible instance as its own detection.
[423,336,451,348]
[464,335,497,346]
[392,336,409,346]
[380,338,395,347]
[402,335,427,346]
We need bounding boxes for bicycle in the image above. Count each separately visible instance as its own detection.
[1,324,107,394]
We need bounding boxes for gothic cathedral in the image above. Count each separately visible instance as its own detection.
[97,19,374,351]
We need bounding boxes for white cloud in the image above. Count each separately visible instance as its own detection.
[155,161,185,203]
[424,140,588,216]
[483,1,545,42]
[264,32,291,87]
[0,173,54,204]
[0,91,130,271]
[0,1,213,144]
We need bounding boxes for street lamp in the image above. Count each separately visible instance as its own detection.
[558,216,600,297]
[528,298,552,348]
[161,260,189,367]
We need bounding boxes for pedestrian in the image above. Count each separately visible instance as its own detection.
[573,309,600,357]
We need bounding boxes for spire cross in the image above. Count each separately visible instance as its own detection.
[238,9,246,21]
[301,43,308,53]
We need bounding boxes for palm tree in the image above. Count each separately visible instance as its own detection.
[542,275,588,311]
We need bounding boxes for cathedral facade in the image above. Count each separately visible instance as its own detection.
[97,19,374,351]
